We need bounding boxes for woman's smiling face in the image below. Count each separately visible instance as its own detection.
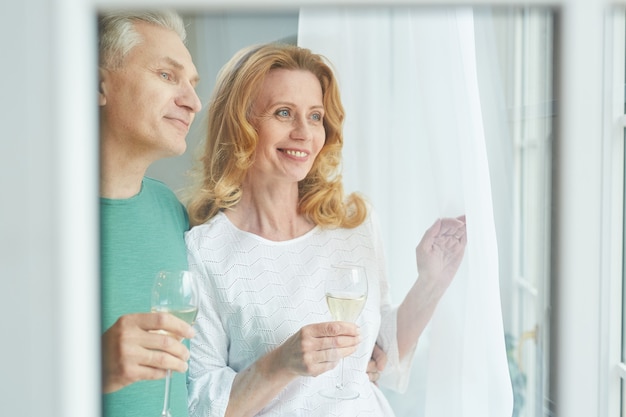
[249,68,326,186]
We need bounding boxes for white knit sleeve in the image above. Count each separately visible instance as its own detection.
[186,231,236,417]
[368,209,417,393]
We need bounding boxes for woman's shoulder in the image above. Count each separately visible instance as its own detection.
[185,212,229,241]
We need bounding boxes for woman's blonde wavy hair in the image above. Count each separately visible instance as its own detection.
[185,43,367,229]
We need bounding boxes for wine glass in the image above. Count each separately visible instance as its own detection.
[151,270,199,417]
[320,264,368,400]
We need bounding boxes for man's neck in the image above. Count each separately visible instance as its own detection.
[100,171,145,199]
[100,144,151,199]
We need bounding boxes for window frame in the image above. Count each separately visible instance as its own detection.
[602,8,625,417]
[507,8,555,416]
[12,0,610,416]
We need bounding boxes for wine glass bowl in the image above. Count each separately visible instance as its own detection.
[320,264,368,400]
[151,270,199,417]
[151,270,199,329]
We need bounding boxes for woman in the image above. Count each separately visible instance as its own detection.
[185,43,466,417]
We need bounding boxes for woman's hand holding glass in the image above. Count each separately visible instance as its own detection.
[269,321,361,380]
[318,264,368,399]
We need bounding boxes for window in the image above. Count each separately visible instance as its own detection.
[501,8,554,417]
[605,8,625,417]
[3,1,610,416]
[156,8,558,417]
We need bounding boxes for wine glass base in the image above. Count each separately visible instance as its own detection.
[319,387,360,400]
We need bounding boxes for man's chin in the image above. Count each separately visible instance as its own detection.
[159,142,187,159]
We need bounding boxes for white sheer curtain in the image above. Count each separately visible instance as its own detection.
[298,7,513,417]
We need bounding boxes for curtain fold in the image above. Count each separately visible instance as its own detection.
[298,7,513,417]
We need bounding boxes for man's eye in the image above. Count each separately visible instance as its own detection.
[160,72,171,80]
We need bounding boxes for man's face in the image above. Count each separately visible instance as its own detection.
[99,21,202,161]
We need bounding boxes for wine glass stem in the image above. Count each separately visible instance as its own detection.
[160,369,172,417]
[337,358,345,390]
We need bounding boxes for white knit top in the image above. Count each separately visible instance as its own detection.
[185,211,413,417]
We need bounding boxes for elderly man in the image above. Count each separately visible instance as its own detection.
[98,10,202,417]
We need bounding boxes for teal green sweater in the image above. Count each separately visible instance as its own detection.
[101,177,189,417]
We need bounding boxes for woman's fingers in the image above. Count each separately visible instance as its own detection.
[281,322,361,377]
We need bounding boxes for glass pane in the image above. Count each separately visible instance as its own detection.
[138,7,555,417]
[496,8,554,417]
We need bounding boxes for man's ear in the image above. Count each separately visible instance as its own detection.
[98,68,107,106]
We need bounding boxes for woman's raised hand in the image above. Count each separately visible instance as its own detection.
[415,215,467,294]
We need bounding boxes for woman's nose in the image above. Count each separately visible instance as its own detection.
[290,116,313,140]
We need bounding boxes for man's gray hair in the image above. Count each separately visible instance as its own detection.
[98,10,186,69]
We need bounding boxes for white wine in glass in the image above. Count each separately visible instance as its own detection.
[326,292,366,323]
[151,270,199,417]
[320,264,368,400]
[150,305,198,328]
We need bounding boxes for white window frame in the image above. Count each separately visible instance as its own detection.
[2,0,612,416]
[507,9,554,416]
[602,8,625,417]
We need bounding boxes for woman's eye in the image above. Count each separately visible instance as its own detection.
[276,109,290,117]
[311,113,323,122]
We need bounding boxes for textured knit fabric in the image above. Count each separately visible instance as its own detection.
[186,211,413,417]
[101,177,190,417]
